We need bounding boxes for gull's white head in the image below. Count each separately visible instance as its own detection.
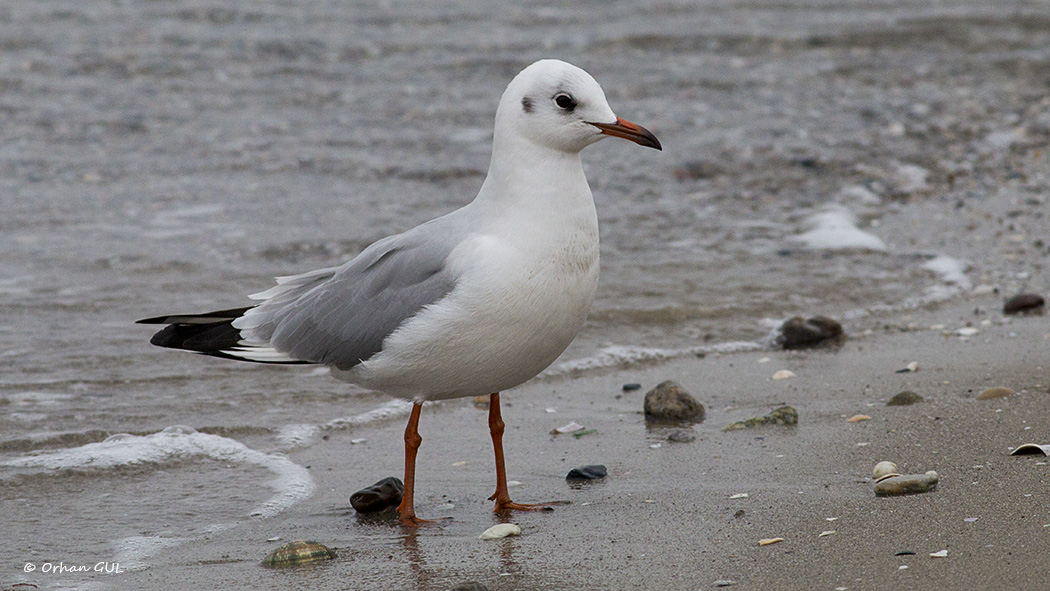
[495,59,661,154]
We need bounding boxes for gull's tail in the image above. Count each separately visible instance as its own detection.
[137,307,309,365]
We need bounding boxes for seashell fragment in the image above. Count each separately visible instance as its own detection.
[976,387,1014,400]
[262,540,336,567]
[874,471,939,496]
[955,327,979,337]
[929,549,948,558]
[873,461,899,481]
[1010,443,1050,456]
[818,530,836,538]
[758,537,784,546]
[552,421,585,434]
[479,523,521,540]
[772,369,796,380]
[847,414,871,423]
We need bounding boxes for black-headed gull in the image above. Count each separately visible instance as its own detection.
[139,59,661,526]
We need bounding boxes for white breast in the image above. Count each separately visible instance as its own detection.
[347,208,600,401]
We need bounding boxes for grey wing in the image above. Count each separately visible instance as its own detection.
[233,225,461,370]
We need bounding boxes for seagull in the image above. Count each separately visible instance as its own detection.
[138,59,661,526]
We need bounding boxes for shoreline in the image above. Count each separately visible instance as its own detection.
[74,297,1048,591]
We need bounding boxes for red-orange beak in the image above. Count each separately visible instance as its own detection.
[587,116,662,150]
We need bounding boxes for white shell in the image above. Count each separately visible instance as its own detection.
[873,461,899,480]
[480,523,521,540]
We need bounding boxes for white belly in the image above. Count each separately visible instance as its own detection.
[343,229,599,401]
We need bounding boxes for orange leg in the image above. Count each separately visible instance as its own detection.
[397,402,434,527]
[488,392,553,513]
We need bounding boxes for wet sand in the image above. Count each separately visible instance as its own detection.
[104,299,1048,591]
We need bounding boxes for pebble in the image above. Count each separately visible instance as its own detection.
[771,369,796,380]
[479,523,521,540]
[452,583,490,591]
[566,464,607,480]
[349,476,404,513]
[667,429,696,443]
[955,326,979,336]
[874,471,939,496]
[1003,293,1045,315]
[713,580,736,587]
[622,382,642,391]
[722,405,798,431]
[887,391,923,406]
[976,387,1014,400]
[261,540,336,567]
[779,315,844,349]
[643,380,705,422]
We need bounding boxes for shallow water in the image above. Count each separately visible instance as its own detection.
[2,0,1049,588]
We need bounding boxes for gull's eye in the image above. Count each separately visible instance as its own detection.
[554,93,577,112]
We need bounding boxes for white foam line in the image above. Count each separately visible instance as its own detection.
[2,425,315,519]
[543,341,761,376]
[275,398,416,449]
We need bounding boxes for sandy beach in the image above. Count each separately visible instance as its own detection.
[94,299,1047,591]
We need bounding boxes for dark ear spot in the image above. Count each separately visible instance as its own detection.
[521,97,534,113]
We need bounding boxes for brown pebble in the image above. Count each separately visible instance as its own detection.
[780,316,844,349]
[644,380,705,422]
[887,391,923,406]
[976,386,1014,400]
[1003,293,1045,315]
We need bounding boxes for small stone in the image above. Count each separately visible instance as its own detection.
[976,387,1014,400]
[622,382,642,391]
[643,380,705,422]
[780,316,844,349]
[955,326,979,336]
[452,583,490,591]
[349,476,404,513]
[887,391,923,406]
[566,465,607,480]
[722,405,798,431]
[479,523,521,540]
[473,395,490,409]
[771,369,796,380]
[261,540,336,567]
[1003,293,1045,315]
[713,580,736,587]
[874,471,939,496]
[667,429,696,443]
